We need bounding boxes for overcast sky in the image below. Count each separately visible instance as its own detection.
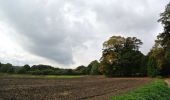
[0,0,169,68]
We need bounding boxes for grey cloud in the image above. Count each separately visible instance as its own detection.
[0,0,169,65]
[89,0,169,54]
[0,0,97,65]
[90,0,165,33]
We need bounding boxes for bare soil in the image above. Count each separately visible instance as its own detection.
[165,79,170,87]
[0,76,152,100]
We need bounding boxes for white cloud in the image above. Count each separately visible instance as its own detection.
[0,0,169,68]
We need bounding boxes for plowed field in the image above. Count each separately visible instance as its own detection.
[0,76,152,100]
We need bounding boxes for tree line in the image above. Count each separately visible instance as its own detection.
[0,2,170,77]
[99,2,170,77]
[0,61,101,75]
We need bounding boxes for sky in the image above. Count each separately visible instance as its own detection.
[0,0,169,68]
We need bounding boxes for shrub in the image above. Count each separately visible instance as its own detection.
[0,63,14,73]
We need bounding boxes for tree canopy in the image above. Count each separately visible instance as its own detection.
[100,36,145,77]
[147,2,170,77]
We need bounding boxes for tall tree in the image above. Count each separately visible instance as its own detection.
[158,2,170,61]
[100,36,121,76]
[124,37,143,51]
[100,36,144,77]
[149,2,170,76]
[147,43,165,77]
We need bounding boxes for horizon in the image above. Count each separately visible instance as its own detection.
[0,0,169,68]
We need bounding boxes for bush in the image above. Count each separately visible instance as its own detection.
[28,70,42,75]
[41,69,55,75]
[0,63,14,73]
[112,80,170,100]
[75,65,87,75]
[16,67,27,74]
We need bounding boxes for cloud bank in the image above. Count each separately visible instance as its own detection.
[0,0,169,67]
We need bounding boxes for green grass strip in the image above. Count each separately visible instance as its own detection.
[0,73,83,78]
[112,79,170,100]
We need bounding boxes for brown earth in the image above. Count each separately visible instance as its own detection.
[165,79,170,87]
[0,76,152,100]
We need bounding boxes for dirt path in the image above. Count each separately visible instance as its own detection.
[0,76,152,100]
[165,79,170,87]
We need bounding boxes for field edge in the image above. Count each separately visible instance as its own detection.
[111,79,170,100]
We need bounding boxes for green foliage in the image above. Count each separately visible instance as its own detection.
[0,62,89,75]
[90,60,100,75]
[28,65,55,75]
[23,64,31,71]
[112,80,170,100]
[0,73,82,78]
[147,62,158,77]
[87,63,92,75]
[87,60,101,75]
[158,2,170,49]
[119,50,146,76]
[146,2,170,77]
[0,63,14,73]
[100,36,145,77]
[16,67,27,74]
[147,28,169,77]
[75,65,87,75]
[31,64,54,70]
[156,2,170,76]
[147,52,160,77]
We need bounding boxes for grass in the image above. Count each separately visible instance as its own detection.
[0,73,83,79]
[112,79,170,100]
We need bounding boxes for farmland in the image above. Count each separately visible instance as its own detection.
[0,75,152,100]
